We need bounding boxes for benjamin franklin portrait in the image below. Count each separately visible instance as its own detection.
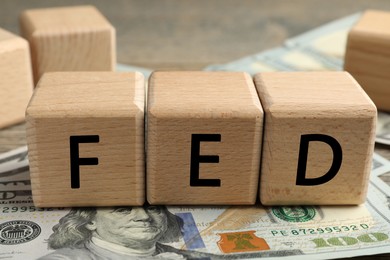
[39,205,206,259]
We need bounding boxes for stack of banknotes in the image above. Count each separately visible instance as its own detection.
[1,145,390,259]
[1,13,390,259]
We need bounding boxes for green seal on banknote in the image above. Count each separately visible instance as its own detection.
[272,206,316,222]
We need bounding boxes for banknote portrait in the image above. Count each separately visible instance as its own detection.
[38,204,205,259]
[38,204,305,259]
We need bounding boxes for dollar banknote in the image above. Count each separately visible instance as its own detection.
[204,13,361,74]
[1,146,390,259]
[377,112,390,146]
[2,15,390,259]
[205,13,390,146]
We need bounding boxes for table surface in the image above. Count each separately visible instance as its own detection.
[1,1,390,259]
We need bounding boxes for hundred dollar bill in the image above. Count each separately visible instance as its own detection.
[204,14,362,75]
[284,13,361,69]
[376,112,390,146]
[1,146,390,259]
[372,153,390,171]
[0,146,30,204]
[371,153,390,198]
[205,13,390,147]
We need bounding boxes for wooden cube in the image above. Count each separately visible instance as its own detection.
[254,72,376,205]
[147,71,263,205]
[344,10,390,111]
[20,5,115,84]
[26,72,144,207]
[0,28,33,129]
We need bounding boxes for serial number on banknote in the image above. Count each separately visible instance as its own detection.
[271,224,369,236]
[1,206,65,213]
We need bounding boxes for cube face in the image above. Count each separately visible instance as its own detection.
[254,72,376,205]
[0,28,33,128]
[344,10,390,111]
[147,71,263,205]
[26,72,144,207]
[20,6,115,83]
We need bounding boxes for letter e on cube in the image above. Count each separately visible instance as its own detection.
[147,71,264,205]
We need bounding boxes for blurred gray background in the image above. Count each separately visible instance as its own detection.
[2,0,390,69]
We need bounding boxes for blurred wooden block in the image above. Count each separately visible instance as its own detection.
[255,72,376,205]
[0,28,33,129]
[26,72,144,207]
[147,71,263,205]
[344,10,390,112]
[20,5,115,84]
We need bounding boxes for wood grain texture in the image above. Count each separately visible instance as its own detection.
[344,10,390,111]
[254,71,377,205]
[147,71,263,205]
[26,72,145,207]
[19,5,116,84]
[0,27,33,129]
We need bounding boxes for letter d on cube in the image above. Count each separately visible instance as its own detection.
[254,72,376,205]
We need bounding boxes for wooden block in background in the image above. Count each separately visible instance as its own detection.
[0,28,33,129]
[344,10,390,112]
[254,72,376,205]
[20,5,115,84]
[147,71,263,205]
[26,72,144,207]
